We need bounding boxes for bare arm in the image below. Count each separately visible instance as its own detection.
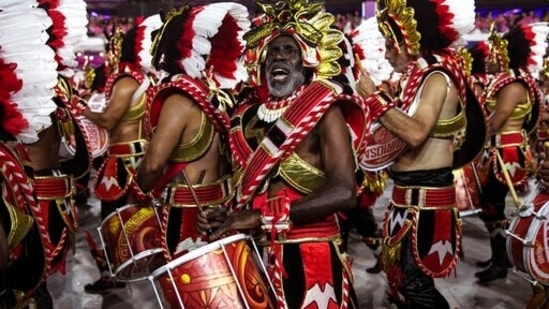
[289,105,357,223]
[82,77,139,130]
[135,93,193,193]
[378,72,449,148]
[487,82,526,136]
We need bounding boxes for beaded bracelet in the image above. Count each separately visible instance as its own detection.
[365,90,398,122]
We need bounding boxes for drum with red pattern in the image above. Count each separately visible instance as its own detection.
[148,233,276,309]
[506,193,549,286]
[454,162,483,217]
[98,203,165,281]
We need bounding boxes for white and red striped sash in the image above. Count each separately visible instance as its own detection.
[230,81,339,209]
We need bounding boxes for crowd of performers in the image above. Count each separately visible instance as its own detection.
[0,0,549,308]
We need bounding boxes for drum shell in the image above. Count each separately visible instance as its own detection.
[149,234,276,309]
[98,204,165,281]
[506,193,549,285]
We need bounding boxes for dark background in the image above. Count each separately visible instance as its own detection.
[84,0,549,17]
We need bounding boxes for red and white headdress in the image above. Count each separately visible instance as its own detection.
[524,22,549,78]
[376,0,475,55]
[151,2,250,89]
[135,14,162,74]
[39,0,88,77]
[351,16,394,86]
[0,0,58,143]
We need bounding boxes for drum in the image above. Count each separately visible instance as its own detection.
[358,122,407,172]
[98,204,165,282]
[454,163,483,217]
[148,233,276,309]
[506,193,549,286]
[59,115,109,159]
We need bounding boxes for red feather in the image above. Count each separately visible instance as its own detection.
[0,59,28,136]
[207,15,242,80]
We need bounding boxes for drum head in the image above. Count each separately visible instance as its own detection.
[358,122,406,172]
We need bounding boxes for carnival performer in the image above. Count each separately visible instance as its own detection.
[197,1,369,308]
[474,22,546,283]
[130,2,249,268]
[76,16,161,292]
[356,0,482,307]
[0,0,68,307]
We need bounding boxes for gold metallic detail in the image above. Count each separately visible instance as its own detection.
[169,112,214,162]
[458,47,473,76]
[4,198,33,249]
[107,27,123,69]
[121,89,147,121]
[376,0,421,56]
[279,152,325,194]
[430,103,467,139]
[83,57,95,90]
[244,0,344,79]
[487,22,509,72]
[485,94,531,121]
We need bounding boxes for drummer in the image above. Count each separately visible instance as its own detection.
[130,4,250,262]
[197,0,368,307]
[474,23,543,283]
[77,23,156,292]
[356,0,479,307]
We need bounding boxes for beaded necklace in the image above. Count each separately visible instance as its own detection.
[257,85,306,123]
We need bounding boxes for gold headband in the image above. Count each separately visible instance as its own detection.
[487,22,509,72]
[376,0,421,56]
[244,0,344,81]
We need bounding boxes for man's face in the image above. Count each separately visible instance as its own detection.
[265,35,306,98]
[384,38,411,73]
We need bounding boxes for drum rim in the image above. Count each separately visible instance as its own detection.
[115,248,165,281]
[524,201,549,283]
[149,233,249,280]
[100,203,140,223]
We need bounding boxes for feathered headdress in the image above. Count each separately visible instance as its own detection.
[151,2,251,89]
[135,14,162,74]
[523,22,549,78]
[244,0,345,87]
[376,0,475,56]
[351,16,394,86]
[0,0,58,143]
[39,0,89,77]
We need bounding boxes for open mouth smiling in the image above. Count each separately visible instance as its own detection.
[270,67,289,81]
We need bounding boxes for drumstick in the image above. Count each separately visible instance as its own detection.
[180,168,205,213]
[180,168,214,236]
[495,150,521,208]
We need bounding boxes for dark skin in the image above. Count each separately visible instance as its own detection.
[135,91,226,196]
[197,35,357,240]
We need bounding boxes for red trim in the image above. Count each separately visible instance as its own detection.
[392,185,456,208]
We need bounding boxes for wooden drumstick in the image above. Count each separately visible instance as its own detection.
[180,168,214,236]
[544,141,549,159]
[495,150,522,208]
